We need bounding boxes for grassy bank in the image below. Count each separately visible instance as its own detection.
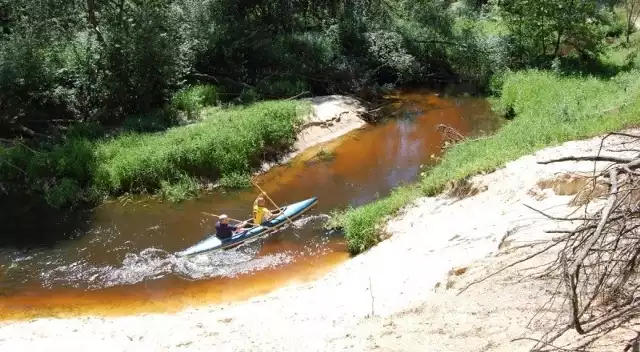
[330,42,640,255]
[0,100,310,207]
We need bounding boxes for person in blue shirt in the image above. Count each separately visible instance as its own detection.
[215,214,248,240]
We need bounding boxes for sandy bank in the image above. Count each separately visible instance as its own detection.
[257,95,367,173]
[297,95,367,152]
[2,131,638,351]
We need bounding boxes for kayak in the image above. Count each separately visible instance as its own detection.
[175,196,318,258]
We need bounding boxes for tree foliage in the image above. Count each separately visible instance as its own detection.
[0,0,628,208]
[0,0,191,135]
[0,0,506,139]
[622,0,640,42]
[0,0,617,139]
[496,0,607,67]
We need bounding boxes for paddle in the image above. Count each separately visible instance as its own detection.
[201,212,257,228]
[251,179,297,229]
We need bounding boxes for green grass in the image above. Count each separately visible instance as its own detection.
[171,84,220,120]
[326,186,417,254]
[0,99,311,207]
[422,70,640,194]
[330,52,640,255]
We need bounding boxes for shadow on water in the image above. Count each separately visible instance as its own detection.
[0,88,504,320]
[0,195,93,249]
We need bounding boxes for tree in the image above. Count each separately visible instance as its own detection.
[623,0,640,42]
[498,0,605,66]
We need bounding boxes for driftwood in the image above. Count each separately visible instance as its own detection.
[297,111,350,130]
[459,132,640,351]
[435,124,491,149]
[358,103,393,123]
[436,123,466,147]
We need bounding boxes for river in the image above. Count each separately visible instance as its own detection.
[0,90,502,320]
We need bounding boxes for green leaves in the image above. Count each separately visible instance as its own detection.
[498,0,606,66]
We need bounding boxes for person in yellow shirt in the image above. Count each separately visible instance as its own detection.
[252,192,284,224]
[252,195,273,225]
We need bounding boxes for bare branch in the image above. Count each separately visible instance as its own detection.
[537,156,633,165]
[459,132,640,350]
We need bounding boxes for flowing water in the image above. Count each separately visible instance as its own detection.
[0,90,502,320]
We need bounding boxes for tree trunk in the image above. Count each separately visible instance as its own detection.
[86,0,106,46]
[554,30,564,57]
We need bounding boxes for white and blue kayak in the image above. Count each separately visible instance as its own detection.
[175,197,318,258]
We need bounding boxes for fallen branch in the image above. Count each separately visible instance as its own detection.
[537,156,633,165]
[435,123,466,149]
[285,91,310,100]
[623,332,640,352]
[298,111,349,131]
[462,132,640,351]
[523,203,603,222]
[568,168,618,275]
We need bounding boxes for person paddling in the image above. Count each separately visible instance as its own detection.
[215,214,247,240]
[252,195,274,225]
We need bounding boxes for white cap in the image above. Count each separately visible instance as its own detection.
[219,214,228,220]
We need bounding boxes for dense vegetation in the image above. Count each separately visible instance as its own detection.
[0,0,507,208]
[1,0,639,214]
[7,101,308,207]
[328,0,640,254]
[0,0,501,137]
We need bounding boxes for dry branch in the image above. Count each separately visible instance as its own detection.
[463,132,640,351]
[435,123,466,148]
[538,156,633,165]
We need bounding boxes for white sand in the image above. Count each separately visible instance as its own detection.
[2,130,639,351]
[257,95,367,173]
[296,95,367,152]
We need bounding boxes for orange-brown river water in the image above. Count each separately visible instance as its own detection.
[0,90,502,320]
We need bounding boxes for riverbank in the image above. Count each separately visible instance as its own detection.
[331,63,640,254]
[255,95,367,174]
[0,95,366,208]
[1,129,636,351]
[0,90,501,322]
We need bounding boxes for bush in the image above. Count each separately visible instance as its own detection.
[122,108,181,133]
[44,178,82,208]
[256,77,310,99]
[601,9,628,38]
[171,85,219,119]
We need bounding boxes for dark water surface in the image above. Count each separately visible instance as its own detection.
[0,90,502,320]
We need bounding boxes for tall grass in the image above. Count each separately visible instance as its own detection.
[422,70,640,194]
[326,186,416,254]
[94,100,308,193]
[331,66,640,255]
[171,84,220,120]
[0,100,310,207]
